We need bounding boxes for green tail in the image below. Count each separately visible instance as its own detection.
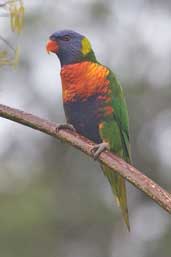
[102,164,130,231]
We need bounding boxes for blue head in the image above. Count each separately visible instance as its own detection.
[46,30,96,66]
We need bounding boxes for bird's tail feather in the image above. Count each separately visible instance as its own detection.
[101,164,130,231]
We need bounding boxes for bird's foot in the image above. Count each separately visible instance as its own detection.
[90,142,110,160]
[56,123,76,133]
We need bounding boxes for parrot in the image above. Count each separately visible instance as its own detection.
[46,30,131,230]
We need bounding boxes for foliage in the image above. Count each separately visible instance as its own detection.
[0,0,24,66]
[8,0,24,33]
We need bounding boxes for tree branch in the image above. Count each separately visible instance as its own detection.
[0,103,171,213]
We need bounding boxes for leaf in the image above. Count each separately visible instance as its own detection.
[8,0,24,33]
[0,50,8,58]
[0,47,19,67]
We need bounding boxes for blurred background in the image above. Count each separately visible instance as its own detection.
[0,0,171,256]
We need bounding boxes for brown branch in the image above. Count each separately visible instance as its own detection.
[0,103,171,213]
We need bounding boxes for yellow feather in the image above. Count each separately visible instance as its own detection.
[81,37,91,55]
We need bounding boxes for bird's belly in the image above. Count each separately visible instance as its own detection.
[63,96,102,143]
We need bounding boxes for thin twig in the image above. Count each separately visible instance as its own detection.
[0,35,16,52]
[0,103,171,213]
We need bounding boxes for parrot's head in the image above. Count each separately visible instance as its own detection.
[46,30,96,66]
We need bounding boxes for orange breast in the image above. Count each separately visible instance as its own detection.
[60,61,110,102]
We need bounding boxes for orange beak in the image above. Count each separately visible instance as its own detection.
[46,40,59,54]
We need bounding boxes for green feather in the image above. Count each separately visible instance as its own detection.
[99,69,131,230]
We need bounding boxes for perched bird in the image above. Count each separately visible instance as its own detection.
[46,30,131,230]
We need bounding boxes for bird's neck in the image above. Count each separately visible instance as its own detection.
[80,50,97,63]
[60,61,110,103]
[58,50,97,67]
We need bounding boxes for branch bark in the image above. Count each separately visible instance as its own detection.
[0,103,171,213]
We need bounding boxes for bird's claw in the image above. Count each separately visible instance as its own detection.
[90,142,109,160]
[56,123,76,133]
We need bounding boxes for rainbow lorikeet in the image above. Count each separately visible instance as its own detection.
[46,30,131,230]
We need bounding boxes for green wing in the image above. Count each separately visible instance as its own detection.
[99,70,131,230]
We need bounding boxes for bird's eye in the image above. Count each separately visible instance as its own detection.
[61,35,71,41]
